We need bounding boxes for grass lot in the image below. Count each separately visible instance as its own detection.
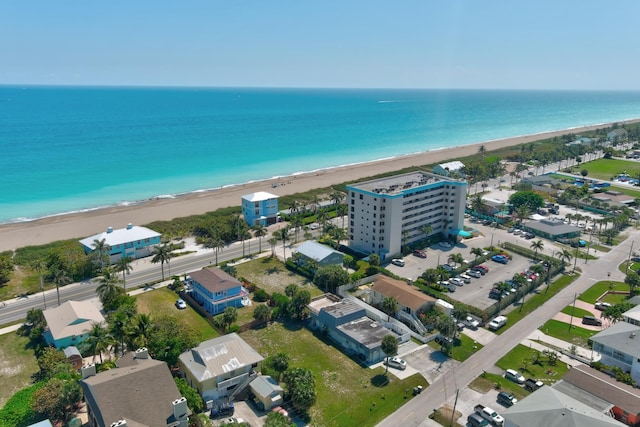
[241,322,427,427]
[0,267,40,301]
[428,333,484,362]
[234,257,323,297]
[496,344,569,386]
[578,281,628,304]
[470,372,529,401]
[539,319,599,348]
[578,158,640,181]
[619,260,640,275]
[560,306,592,318]
[0,332,39,408]
[135,287,219,341]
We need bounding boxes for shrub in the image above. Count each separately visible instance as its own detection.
[253,288,269,302]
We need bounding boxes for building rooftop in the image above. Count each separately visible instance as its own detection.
[79,224,160,249]
[437,161,465,171]
[296,241,344,262]
[525,218,582,235]
[241,191,278,202]
[319,298,364,320]
[337,316,396,350]
[189,267,243,294]
[43,300,105,342]
[623,304,640,323]
[179,333,264,381]
[81,352,183,427]
[592,321,640,357]
[250,375,283,400]
[308,294,342,314]
[347,171,459,195]
[560,364,640,415]
[371,276,435,311]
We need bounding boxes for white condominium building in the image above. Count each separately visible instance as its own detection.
[346,171,466,259]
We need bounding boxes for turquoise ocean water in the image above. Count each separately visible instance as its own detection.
[2,86,640,224]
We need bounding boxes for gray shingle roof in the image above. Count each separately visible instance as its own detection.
[591,321,640,357]
[189,267,242,293]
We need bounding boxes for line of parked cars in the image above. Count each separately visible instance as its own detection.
[439,264,489,292]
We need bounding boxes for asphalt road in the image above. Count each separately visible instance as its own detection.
[376,228,637,426]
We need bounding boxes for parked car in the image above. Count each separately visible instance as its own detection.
[594,302,612,311]
[413,249,427,258]
[465,269,480,279]
[505,369,525,384]
[459,274,471,283]
[467,413,489,427]
[385,356,407,370]
[491,255,508,264]
[474,265,489,273]
[449,277,464,286]
[210,402,234,418]
[175,299,187,310]
[440,264,455,272]
[464,316,480,329]
[435,335,454,346]
[497,391,518,407]
[582,315,603,326]
[391,258,405,267]
[221,418,245,425]
[524,378,544,391]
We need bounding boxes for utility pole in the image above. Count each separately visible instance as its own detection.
[627,241,635,268]
[449,388,459,427]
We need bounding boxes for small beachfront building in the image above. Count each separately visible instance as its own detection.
[79,223,161,263]
[241,191,279,226]
[249,375,284,410]
[43,300,106,349]
[187,267,250,316]
[433,161,465,177]
[295,241,345,267]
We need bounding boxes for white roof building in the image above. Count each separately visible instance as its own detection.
[241,191,278,202]
[434,161,465,177]
[79,223,162,261]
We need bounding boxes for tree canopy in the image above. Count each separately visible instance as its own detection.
[313,264,349,293]
[508,191,545,211]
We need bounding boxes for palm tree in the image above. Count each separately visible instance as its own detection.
[556,249,572,266]
[114,256,133,292]
[448,253,464,267]
[291,215,304,243]
[205,235,225,265]
[252,224,267,253]
[276,227,290,260]
[82,322,112,364]
[268,237,278,258]
[329,227,347,249]
[109,311,131,357]
[420,224,433,242]
[381,297,398,321]
[31,259,48,309]
[151,244,173,280]
[92,238,111,272]
[337,204,348,229]
[96,267,122,306]
[132,313,153,348]
[530,240,544,260]
[330,190,344,206]
[50,267,71,306]
[316,209,330,233]
[471,247,484,264]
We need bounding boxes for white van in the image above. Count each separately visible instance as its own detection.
[488,315,507,331]
[459,274,471,283]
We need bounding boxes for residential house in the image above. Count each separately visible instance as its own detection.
[367,275,435,317]
[178,333,264,402]
[559,363,640,426]
[623,304,640,327]
[347,171,466,259]
[79,223,161,263]
[188,267,250,316]
[43,300,106,349]
[433,161,465,177]
[241,191,279,226]
[308,294,409,365]
[591,321,640,384]
[295,241,345,267]
[249,375,284,410]
[502,385,626,427]
[608,128,628,142]
[63,346,83,370]
[80,348,189,427]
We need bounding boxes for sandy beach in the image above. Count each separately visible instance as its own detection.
[0,120,637,252]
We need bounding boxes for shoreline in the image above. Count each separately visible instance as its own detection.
[1,118,638,252]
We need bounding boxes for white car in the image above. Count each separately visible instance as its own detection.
[449,277,464,286]
[505,369,525,384]
[458,274,471,283]
[391,258,405,267]
[385,356,407,370]
[464,316,480,329]
[175,299,187,309]
[466,269,482,278]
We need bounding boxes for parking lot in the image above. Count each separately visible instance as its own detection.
[385,218,566,310]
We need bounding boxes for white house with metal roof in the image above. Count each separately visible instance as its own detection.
[591,321,640,385]
[178,333,264,402]
[295,241,345,267]
[79,223,161,263]
[241,191,279,226]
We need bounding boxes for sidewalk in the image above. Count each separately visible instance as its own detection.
[521,330,599,367]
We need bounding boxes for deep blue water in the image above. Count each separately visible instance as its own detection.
[2,86,640,223]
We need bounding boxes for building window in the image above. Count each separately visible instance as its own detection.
[359,194,363,200]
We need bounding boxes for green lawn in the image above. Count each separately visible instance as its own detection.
[577,158,640,181]
[560,306,592,318]
[428,333,484,362]
[240,322,427,427]
[495,344,569,385]
[0,332,39,408]
[233,257,323,297]
[578,281,628,304]
[539,319,599,348]
[135,287,219,341]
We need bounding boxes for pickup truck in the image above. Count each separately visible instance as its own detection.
[474,404,504,426]
[524,378,543,392]
[488,315,507,331]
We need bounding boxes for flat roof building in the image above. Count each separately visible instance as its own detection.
[242,191,279,226]
[346,171,466,259]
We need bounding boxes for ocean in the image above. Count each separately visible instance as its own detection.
[2,86,640,224]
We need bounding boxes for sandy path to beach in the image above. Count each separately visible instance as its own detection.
[0,120,636,252]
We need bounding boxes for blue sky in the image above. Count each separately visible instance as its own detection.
[2,1,639,90]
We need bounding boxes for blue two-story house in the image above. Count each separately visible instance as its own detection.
[79,223,162,263]
[241,191,279,226]
[188,267,250,316]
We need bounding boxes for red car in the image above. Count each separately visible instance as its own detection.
[473,265,489,273]
[413,249,427,258]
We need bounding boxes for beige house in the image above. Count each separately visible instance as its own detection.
[43,300,105,349]
[369,276,436,316]
[249,375,284,410]
[178,333,264,402]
